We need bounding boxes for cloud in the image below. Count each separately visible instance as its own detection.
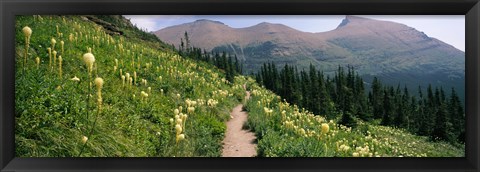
[124,15,159,32]
[124,15,196,32]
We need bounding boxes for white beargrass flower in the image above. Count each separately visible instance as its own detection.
[177,134,185,141]
[51,38,56,50]
[60,41,64,54]
[187,107,195,114]
[82,135,88,144]
[47,48,52,68]
[53,50,57,67]
[71,76,80,81]
[176,118,182,125]
[35,57,40,68]
[22,26,32,39]
[175,124,182,134]
[83,53,95,74]
[58,56,62,77]
[94,77,104,107]
[133,71,137,85]
[95,77,104,90]
[321,123,329,134]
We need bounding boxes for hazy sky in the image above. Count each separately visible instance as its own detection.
[124,15,465,51]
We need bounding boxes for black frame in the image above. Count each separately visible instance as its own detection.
[1,0,479,172]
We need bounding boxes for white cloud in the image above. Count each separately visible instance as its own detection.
[124,15,159,32]
[124,15,196,32]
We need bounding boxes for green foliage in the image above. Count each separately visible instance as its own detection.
[245,78,464,157]
[15,15,244,157]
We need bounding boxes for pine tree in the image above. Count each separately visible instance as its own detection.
[432,97,452,141]
[308,64,320,114]
[318,71,334,116]
[371,77,383,119]
[355,74,370,121]
[300,70,309,108]
[340,111,357,128]
[448,88,465,143]
[184,31,190,53]
[381,87,393,126]
[394,85,407,128]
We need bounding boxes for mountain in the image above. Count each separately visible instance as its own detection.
[154,16,465,102]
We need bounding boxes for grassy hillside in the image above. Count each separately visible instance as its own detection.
[243,79,464,157]
[15,15,245,157]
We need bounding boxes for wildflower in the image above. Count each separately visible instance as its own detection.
[60,41,64,54]
[51,38,56,50]
[71,76,80,81]
[181,114,188,122]
[352,152,359,157]
[187,107,195,114]
[148,87,151,94]
[175,124,182,134]
[48,48,52,68]
[141,91,148,101]
[177,134,185,141]
[83,53,95,74]
[58,56,62,77]
[53,50,57,68]
[95,77,104,90]
[69,33,74,42]
[174,109,180,115]
[94,77,104,109]
[82,136,88,144]
[321,123,329,134]
[121,75,126,87]
[22,26,32,68]
[176,118,182,125]
[133,71,137,84]
[35,57,40,68]
[169,118,174,124]
[22,26,32,39]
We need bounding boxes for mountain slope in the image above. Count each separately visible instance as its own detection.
[15,15,245,157]
[154,16,465,102]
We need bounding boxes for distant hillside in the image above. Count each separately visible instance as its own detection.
[154,15,465,103]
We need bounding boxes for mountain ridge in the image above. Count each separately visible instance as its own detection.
[154,16,465,103]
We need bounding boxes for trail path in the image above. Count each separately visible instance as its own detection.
[221,86,257,157]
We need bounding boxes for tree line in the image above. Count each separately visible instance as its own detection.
[254,62,465,143]
[176,32,243,83]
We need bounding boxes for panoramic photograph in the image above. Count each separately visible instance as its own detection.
[15,15,465,157]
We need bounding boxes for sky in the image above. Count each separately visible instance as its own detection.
[123,15,465,51]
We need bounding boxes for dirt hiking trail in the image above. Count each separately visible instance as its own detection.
[221,86,257,157]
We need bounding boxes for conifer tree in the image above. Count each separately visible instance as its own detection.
[371,77,383,119]
[381,87,393,126]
